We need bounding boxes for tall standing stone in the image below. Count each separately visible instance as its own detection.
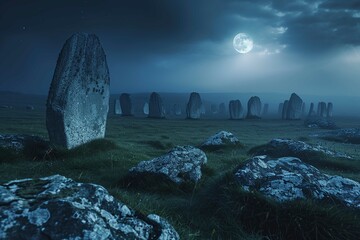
[46,33,110,149]
[286,93,303,120]
[318,102,327,117]
[114,99,122,115]
[282,100,289,120]
[327,102,333,117]
[148,92,165,118]
[308,102,316,117]
[186,92,203,119]
[246,96,261,119]
[229,100,243,120]
[120,93,132,116]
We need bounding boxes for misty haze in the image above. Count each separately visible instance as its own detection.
[1,1,360,240]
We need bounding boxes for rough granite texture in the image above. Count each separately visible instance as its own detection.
[186,92,203,119]
[46,32,110,149]
[235,156,360,208]
[0,175,179,240]
[201,131,240,147]
[129,146,207,184]
[246,96,261,119]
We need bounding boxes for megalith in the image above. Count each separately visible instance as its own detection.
[286,93,303,120]
[120,93,132,116]
[46,33,110,149]
[246,96,261,119]
[186,92,203,119]
[327,102,333,117]
[229,100,243,120]
[148,92,165,118]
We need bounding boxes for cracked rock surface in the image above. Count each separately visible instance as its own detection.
[0,175,179,240]
[235,156,360,208]
[129,145,207,184]
[201,131,240,148]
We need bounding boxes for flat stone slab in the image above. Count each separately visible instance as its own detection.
[0,175,179,240]
[201,131,240,148]
[129,145,207,184]
[249,138,352,159]
[234,156,360,208]
[311,128,360,144]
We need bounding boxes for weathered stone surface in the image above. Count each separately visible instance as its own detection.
[286,93,303,120]
[246,96,261,119]
[234,155,360,207]
[304,117,337,129]
[327,102,333,117]
[46,33,110,149]
[114,99,122,115]
[281,100,288,120]
[148,92,165,118]
[186,92,203,119]
[0,134,49,153]
[250,138,352,159]
[0,175,179,240]
[311,128,360,144]
[229,100,243,120]
[120,93,132,116]
[201,131,240,148]
[129,146,207,184]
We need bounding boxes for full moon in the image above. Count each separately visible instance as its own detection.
[233,33,253,54]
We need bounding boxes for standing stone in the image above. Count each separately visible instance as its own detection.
[318,102,327,117]
[327,102,333,117]
[229,100,243,120]
[46,33,110,149]
[186,92,203,119]
[262,103,269,116]
[219,103,226,115]
[120,93,132,116]
[114,99,121,115]
[301,102,306,116]
[143,102,149,115]
[148,92,165,118]
[308,102,316,117]
[282,100,289,120]
[278,103,284,117]
[286,93,303,120]
[246,96,261,119]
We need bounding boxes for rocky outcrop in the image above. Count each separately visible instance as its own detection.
[129,146,207,184]
[249,138,352,159]
[246,96,261,119]
[0,175,179,239]
[311,128,360,144]
[229,100,243,120]
[234,156,360,207]
[148,92,165,118]
[46,33,110,149]
[201,131,240,149]
[120,93,132,116]
[286,93,303,120]
[186,92,203,119]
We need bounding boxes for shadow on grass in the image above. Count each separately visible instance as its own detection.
[189,172,360,240]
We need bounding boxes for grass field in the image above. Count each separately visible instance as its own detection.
[1,108,360,239]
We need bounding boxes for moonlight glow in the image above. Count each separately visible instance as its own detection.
[233,33,253,54]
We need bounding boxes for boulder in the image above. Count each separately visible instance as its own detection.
[129,146,207,184]
[46,33,110,149]
[114,99,122,115]
[0,175,179,239]
[148,92,165,118]
[229,100,243,120]
[186,92,203,119]
[201,131,240,149]
[249,138,352,159]
[311,128,360,144]
[327,102,333,117]
[120,93,132,116]
[246,96,261,119]
[234,155,360,207]
[286,93,303,120]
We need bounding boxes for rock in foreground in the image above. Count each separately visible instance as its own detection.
[201,131,240,149]
[0,175,179,240]
[129,146,207,184]
[235,156,360,208]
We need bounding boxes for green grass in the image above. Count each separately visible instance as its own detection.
[1,108,360,239]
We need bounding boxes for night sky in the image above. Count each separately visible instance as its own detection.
[1,0,360,96]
